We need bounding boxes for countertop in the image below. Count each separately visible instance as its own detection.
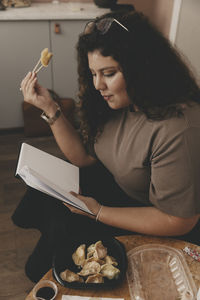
[0,2,110,20]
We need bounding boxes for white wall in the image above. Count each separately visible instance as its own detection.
[175,0,200,83]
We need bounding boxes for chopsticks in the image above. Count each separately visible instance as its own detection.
[31,48,53,74]
[20,48,53,91]
[32,58,44,74]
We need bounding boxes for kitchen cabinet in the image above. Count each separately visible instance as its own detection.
[0,2,110,129]
[0,21,52,129]
[0,19,87,129]
[50,20,87,100]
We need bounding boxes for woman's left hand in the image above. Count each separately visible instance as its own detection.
[63,191,101,220]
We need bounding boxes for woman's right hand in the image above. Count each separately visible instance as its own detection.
[20,71,54,113]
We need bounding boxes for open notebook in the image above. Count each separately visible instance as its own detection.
[16,143,93,215]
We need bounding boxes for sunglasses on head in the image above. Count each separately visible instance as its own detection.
[84,17,129,35]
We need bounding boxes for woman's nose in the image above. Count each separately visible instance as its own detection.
[94,75,106,91]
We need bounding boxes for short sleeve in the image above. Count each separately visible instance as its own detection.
[149,126,200,217]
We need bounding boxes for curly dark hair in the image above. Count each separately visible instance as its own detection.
[76,10,200,145]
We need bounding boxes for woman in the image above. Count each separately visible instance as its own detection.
[13,10,200,282]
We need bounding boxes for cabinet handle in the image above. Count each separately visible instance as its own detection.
[54,23,61,34]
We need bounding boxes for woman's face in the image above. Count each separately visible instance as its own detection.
[88,50,131,110]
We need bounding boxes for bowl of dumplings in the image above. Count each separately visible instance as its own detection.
[52,237,127,289]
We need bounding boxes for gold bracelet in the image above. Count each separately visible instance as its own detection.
[41,102,61,125]
[96,205,103,222]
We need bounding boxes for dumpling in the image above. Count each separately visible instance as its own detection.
[100,264,120,280]
[72,244,86,267]
[87,243,95,253]
[87,243,95,258]
[104,255,118,266]
[85,273,104,283]
[83,256,105,266]
[93,241,107,259]
[64,240,120,284]
[40,48,53,67]
[60,269,83,283]
[78,261,101,276]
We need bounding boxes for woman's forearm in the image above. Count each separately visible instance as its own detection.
[97,206,199,236]
[20,72,95,168]
[50,112,96,167]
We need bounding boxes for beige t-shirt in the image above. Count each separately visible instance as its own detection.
[94,103,200,218]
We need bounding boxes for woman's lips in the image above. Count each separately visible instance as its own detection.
[103,95,112,101]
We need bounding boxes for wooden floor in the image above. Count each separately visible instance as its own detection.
[0,131,64,300]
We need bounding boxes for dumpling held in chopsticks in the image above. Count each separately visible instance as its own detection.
[41,48,53,67]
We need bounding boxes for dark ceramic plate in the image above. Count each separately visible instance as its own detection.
[52,237,127,289]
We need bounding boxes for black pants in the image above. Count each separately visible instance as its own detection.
[12,162,140,282]
[12,161,200,282]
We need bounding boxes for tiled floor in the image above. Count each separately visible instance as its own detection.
[0,131,63,299]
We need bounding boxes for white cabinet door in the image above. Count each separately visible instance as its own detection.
[0,21,52,128]
[50,20,87,100]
